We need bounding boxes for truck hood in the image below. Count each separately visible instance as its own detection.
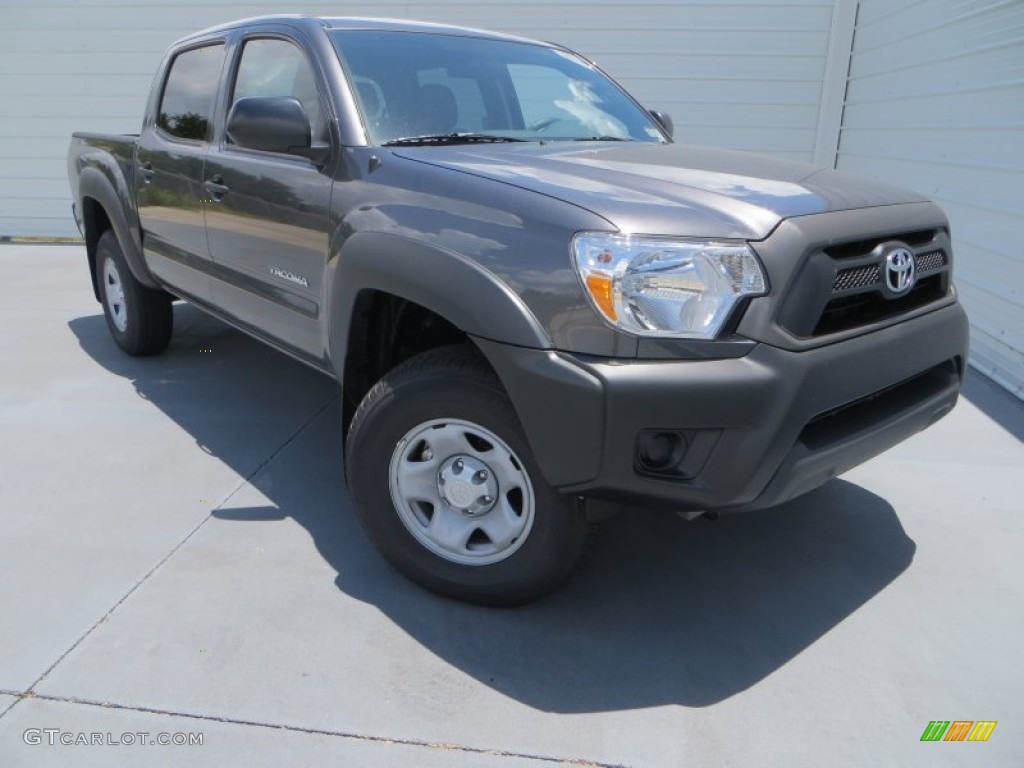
[393,142,928,240]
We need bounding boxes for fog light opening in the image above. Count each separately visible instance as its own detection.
[636,430,687,472]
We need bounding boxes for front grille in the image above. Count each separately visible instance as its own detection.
[823,229,938,260]
[915,249,947,272]
[777,228,952,338]
[815,274,946,336]
[832,264,880,292]
[831,249,946,294]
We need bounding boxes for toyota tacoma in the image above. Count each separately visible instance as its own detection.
[67,16,969,604]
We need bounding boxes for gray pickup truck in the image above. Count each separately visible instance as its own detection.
[68,15,968,604]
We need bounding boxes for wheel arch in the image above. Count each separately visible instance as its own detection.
[328,232,551,432]
[78,166,159,300]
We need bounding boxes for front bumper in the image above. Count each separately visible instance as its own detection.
[476,300,968,512]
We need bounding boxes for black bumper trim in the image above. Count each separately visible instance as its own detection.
[478,300,969,512]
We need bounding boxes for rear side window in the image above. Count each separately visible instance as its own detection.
[157,44,225,141]
[230,38,327,143]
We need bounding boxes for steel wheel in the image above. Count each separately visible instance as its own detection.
[102,257,128,332]
[347,344,589,605]
[389,418,536,566]
[94,230,173,356]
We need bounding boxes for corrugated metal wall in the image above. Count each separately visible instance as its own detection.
[0,0,835,238]
[5,0,1019,395]
[835,0,1024,398]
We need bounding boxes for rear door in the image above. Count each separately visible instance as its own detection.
[203,32,334,360]
[136,42,226,302]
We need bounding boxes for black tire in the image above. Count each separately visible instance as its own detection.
[95,230,173,356]
[346,345,589,606]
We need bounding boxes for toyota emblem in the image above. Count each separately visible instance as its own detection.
[885,247,916,295]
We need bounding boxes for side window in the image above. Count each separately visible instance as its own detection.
[231,38,326,144]
[158,44,225,141]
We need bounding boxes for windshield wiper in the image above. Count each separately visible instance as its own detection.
[383,133,528,147]
[574,136,635,142]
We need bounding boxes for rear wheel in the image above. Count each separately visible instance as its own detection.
[346,345,589,605]
[95,230,172,356]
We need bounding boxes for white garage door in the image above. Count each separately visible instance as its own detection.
[0,0,836,238]
[835,0,1024,398]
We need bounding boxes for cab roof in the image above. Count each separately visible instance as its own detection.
[179,14,549,49]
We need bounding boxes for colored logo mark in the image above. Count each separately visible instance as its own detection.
[920,721,996,742]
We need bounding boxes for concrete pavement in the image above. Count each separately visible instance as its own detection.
[1,245,1021,766]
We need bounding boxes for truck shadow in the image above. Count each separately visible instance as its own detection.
[70,306,915,711]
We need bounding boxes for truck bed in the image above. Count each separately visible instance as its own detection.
[67,132,139,241]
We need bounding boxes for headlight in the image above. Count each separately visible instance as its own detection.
[572,233,767,339]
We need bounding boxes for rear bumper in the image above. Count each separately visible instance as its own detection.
[477,300,968,512]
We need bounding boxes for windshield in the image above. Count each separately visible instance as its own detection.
[329,30,667,145]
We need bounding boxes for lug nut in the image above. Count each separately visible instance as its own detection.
[476,469,489,482]
[483,495,492,504]
[454,459,463,472]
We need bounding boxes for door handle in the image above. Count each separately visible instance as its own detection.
[139,162,154,182]
[203,175,229,200]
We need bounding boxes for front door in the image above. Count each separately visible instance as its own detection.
[203,35,333,361]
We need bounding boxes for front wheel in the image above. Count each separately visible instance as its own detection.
[345,346,589,605]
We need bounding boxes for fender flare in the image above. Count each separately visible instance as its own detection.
[326,231,550,371]
[78,165,159,293]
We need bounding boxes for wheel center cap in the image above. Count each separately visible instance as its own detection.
[437,454,498,516]
[446,480,477,509]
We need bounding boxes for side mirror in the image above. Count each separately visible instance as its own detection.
[226,96,329,164]
[649,110,674,140]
